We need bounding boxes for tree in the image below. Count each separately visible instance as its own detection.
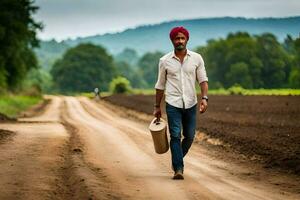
[51,43,116,93]
[137,51,164,88]
[288,37,300,88]
[115,48,139,66]
[115,61,133,79]
[225,62,253,88]
[283,35,295,54]
[256,33,290,88]
[197,33,257,88]
[114,61,146,89]
[294,38,300,64]
[0,0,42,91]
[23,68,53,93]
[288,68,300,88]
[197,32,293,89]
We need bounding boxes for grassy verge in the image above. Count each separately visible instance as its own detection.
[0,95,42,118]
[131,88,300,96]
[209,88,300,95]
[81,87,300,97]
[80,92,112,98]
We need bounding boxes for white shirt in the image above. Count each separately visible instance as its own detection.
[155,49,208,109]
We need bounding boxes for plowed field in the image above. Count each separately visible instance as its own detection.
[104,94,300,174]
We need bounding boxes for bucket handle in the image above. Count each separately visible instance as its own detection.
[154,117,161,125]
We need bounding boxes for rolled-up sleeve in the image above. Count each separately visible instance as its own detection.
[196,55,208,84]
[154,59,166,90]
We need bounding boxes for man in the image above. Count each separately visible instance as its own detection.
[94,87,101,100]
[153,26,208,180]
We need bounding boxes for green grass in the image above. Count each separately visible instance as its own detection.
[0,95,42,118]
[80,92,95,98]
[131,89,155,95]
[132,88,300,96]
[209,88,300,95]
[80,87,300,97]
[80,92,112,98]
[80,89,151,98]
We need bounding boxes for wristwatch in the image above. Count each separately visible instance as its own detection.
[201,96,208,102]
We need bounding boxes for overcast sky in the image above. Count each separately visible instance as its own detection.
[34,0,300,41]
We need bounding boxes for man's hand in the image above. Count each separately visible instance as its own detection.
[199,99,208,113]
[153,107,162,121]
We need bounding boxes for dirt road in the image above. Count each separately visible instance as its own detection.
[0,96,299,200]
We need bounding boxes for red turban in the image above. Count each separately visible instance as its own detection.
[169,26,189,41]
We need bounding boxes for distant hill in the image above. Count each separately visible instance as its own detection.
[37,16,300,69]
[35,39,70,71]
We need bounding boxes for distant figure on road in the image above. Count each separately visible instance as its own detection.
[154,26,209,180]
[94,87,101,100]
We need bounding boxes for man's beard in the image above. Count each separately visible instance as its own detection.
[175,44,185,51]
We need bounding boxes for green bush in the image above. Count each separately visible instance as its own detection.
[289,68,300,88]
[109,76,132,94]
[228,84,245,95]
[21,84,42,97]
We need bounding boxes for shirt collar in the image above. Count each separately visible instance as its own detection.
[172,49,191,59]
[187,49,191,56]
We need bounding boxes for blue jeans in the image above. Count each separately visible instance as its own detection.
[166,103,197,172]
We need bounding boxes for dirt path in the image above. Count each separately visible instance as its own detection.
[0,96,70,200]
[66,96,299,200]
[0,95,299,199]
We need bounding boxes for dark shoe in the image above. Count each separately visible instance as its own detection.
[173,169,184,180]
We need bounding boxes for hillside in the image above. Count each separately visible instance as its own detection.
[36,16,300,69]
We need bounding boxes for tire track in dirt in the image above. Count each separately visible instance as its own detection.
[64,96,199,199]
[61,99,124,200]
[0,96,93,200]
[79,98,220,200]
[0,96,71,200]
[0,129,15,144]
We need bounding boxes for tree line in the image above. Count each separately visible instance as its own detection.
[196,32,300,89]
[50,44,164,93]
[50,32,300,93]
